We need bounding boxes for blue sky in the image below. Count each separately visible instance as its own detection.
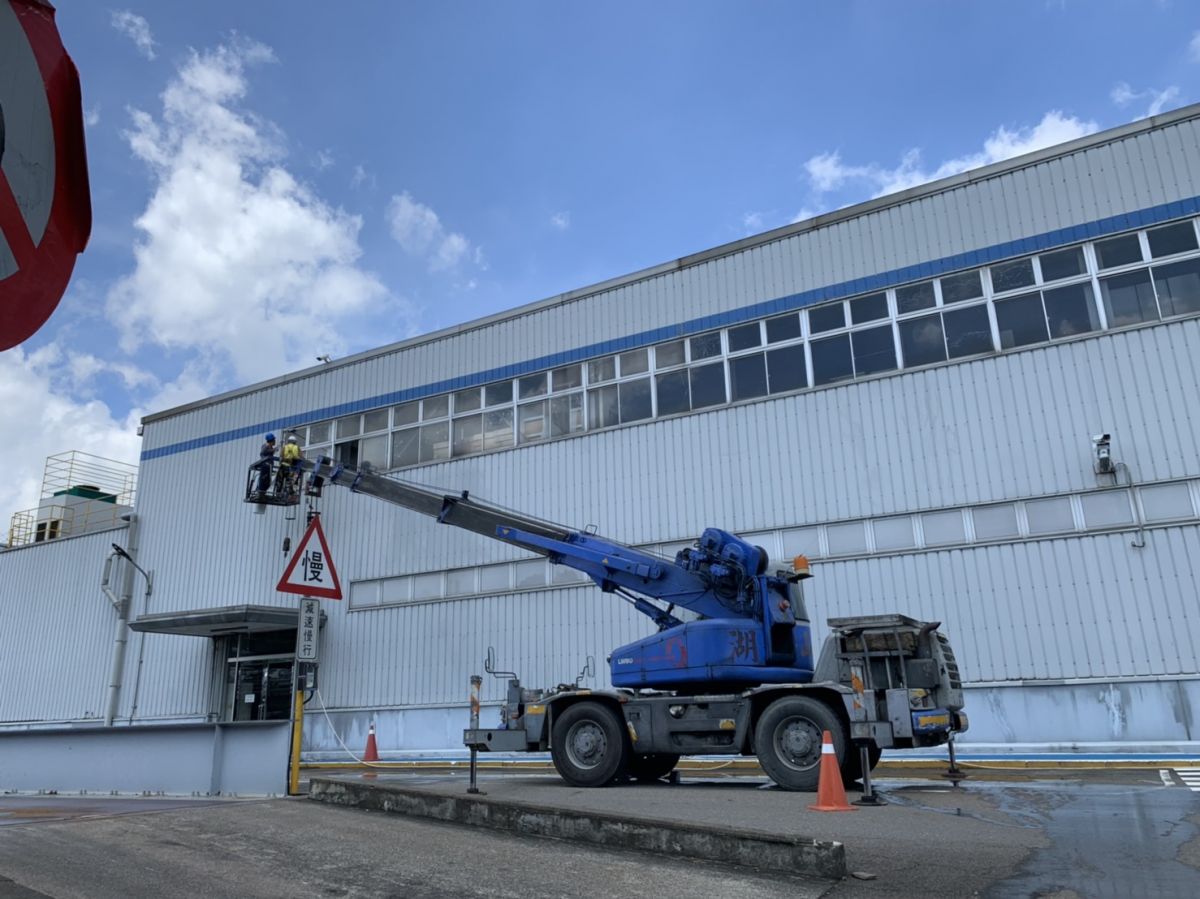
[3,0,1200,523]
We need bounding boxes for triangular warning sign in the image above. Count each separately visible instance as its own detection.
[278,515,343,600]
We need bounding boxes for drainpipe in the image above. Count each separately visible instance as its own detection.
[101,514,140,726]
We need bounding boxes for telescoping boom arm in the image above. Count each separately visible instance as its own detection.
[289,457,780,629]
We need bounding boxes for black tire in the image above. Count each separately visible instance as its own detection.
[753,696,847,791]
[841,744,883,786]
[550,701,629,787]
[627,753,680,783]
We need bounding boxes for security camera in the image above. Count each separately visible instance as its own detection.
[1092,434,1114,475]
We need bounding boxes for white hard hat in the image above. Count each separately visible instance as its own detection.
[286,435,298,444]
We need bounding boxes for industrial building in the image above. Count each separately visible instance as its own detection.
[4,106,1200,791]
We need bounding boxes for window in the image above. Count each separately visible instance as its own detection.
[393,402,419,426]
[897,281,936,314]
[656,370,690,415]
[391,428,420,467]
[899,314,946,367]
[655,341,686,367]
[588,356,616,383]
[307,422,331,444]
[689,362,726,408]
[1147,222,1198,258]
[1025,497,1074,534]
[851,325,897,376]
[782,527,821,558]
[518,373,547,399]
[850,292,888,324]
[514,559,546,589]
[1140,483,1193,521]
[619,348,649,376]
[518,402,547,443]
[618,378,653,423]
[1038,246,1086,282]
[765,313,801,343]
[808,303,845,334]
[1095,234,1143,269]
[552,364,582,390]
[995,293,1049,349]
[413,572,443,600]
[482,408,513,450]
[728,322,762,351]
[690,332,722,360]
[381,576,411,605]
[921,510,965,545]
[1100,270,1159,326]
[873,516,915,551]
[943,304,993,358]
[336,415,361,438]
[364,409,389,432]
[452,415,483,456]
[419,422,450,462]
[549,393,584,437]
[729,354,768,401]
[479,564,510,592]
[991,258,1035,293]
[940,270,982,304]
[973,504,1018,539]
[360,434,388,469]
[423,395,449,419]
[810,334,853,386]
[826,521,867,555]
[1043,283,1099,338]
[454,388,481,414]
[587,384,619,429]
[1152,258,1200,318]
[1081,492,1133,528]
[446,569,476,596]
[766,344,806,393]
[484,382,512,407]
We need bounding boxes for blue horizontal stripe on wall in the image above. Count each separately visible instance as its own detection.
[141,194,1200,463]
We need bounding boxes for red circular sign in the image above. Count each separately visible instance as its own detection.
[0,0,90,351]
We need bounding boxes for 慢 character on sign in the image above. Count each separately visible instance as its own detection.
[303,550,325,583]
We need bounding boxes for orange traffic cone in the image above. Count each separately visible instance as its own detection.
[808,730,855,812]
[363,720,380,763]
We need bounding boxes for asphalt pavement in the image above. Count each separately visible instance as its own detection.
[0,768,1197,897]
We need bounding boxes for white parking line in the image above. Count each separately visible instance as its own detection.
[1160,769,1174,786]
[1173,768,1200,791]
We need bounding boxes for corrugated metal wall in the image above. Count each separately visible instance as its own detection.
[6,112,1200,730]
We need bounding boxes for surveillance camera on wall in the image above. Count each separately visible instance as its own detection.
[1092,433,1114,474]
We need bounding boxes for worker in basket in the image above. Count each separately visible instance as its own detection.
[252,433,277,494]
[278,434,303,496]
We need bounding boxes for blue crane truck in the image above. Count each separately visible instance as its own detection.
[250,457,968,790]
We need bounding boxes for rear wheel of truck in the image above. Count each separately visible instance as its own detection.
[627,753,680,783]
[551,701,629,787]
[754,696,846,791]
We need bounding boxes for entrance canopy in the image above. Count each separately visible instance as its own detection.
[129,603,324,637]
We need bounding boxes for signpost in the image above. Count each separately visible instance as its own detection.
[280,515,341,794]
[0,0,91,350]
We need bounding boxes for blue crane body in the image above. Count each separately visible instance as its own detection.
[248,456,968,790]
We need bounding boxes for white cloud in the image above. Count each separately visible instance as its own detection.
[111,10,157,61]
[314,149,335,170]
[790,206,822,225]
[1190,31,1200,62]
[350,164,375,190]
[804,111,1099,199]
[550,211,570,230]
[85,105,101,127]
[0,345,142,531]
[1111,81,1181,118]
[741,211,765,233]
[108,38,400,386]
[386,191,476,272]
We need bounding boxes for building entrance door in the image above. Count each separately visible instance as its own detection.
[222,631,296,722]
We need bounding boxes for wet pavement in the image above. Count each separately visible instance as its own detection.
[0,768,1197,896]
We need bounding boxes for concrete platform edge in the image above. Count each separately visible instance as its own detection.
[307,777,846,881]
